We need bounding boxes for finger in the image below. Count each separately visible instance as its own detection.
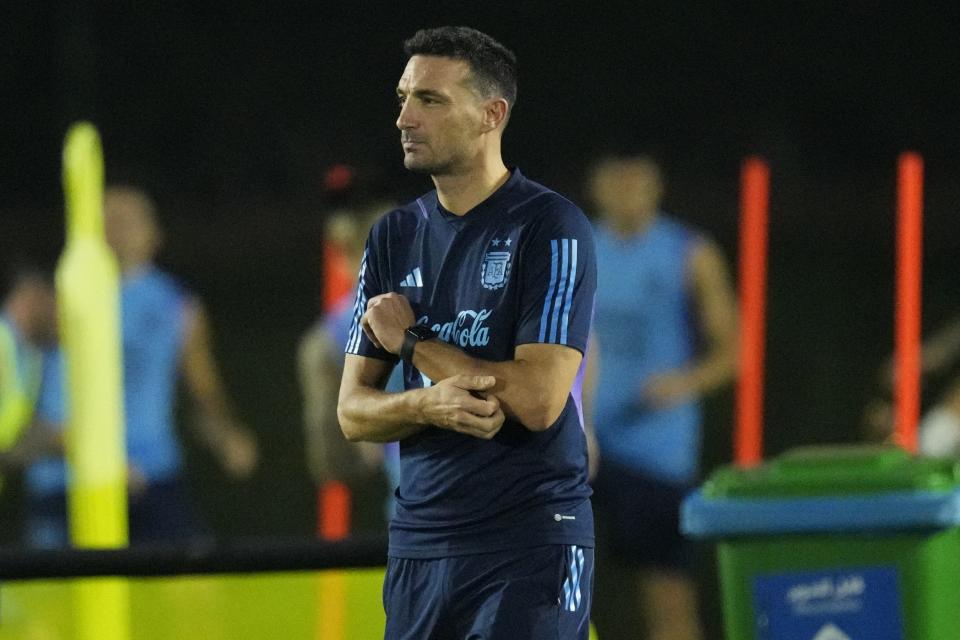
[459,394,500,418]
[449,410,503,439]
[441,384,499,416]
[366,293,388,308]
[456,374,497,390]
[361,314,383,349]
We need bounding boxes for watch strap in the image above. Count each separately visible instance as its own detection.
[400,330,419,363]
[400,325,436,363]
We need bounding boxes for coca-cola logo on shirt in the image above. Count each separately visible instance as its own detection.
[417,309,492,347]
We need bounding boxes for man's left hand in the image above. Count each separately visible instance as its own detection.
[218,427,259,478]
[362,293,416,354]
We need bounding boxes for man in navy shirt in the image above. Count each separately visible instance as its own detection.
[337,26,597,639]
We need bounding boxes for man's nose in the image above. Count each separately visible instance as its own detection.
[396,100,416,130]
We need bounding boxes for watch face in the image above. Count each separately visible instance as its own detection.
[409,324,437,340]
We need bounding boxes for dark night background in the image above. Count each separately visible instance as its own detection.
[3,2,960,635]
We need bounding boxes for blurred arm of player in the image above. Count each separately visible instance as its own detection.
[878,314,960,390]
[864,314,960,443]
[920,379,960,457]
[641,239,738,409]
[298,324,383,481]
[180,300,259,478]
[356,293,581,434]
[582,333,600,480]
[0,419,62,472]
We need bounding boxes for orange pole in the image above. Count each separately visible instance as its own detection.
[317,237,355,539]
[315,480,349,640]
[318,480,352,541]
[322,240,354,313]
[895,152,923,453]
[314,232,355,640]
[735,157,770,467]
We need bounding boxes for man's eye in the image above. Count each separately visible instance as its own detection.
[397,95,406,107]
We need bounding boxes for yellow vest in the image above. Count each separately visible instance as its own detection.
[0,318,43,451]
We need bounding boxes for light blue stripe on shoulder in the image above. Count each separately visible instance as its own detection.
[345,251,368,353]
[549,239,570,343]
[347,291,365,353]
[559,239,578,344]
[538,240,560,342]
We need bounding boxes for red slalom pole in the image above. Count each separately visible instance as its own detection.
[318,480,352,541]
[735,157,770,467]
[317,233,355,540]
[322,240,354,313]
[895,152,923,454]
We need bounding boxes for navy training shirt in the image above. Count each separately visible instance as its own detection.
[346,168,597,558]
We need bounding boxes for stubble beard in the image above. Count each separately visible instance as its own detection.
[402,141,467,177]
[404,153,456,176]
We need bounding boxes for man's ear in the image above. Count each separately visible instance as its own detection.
[482,98,509,132]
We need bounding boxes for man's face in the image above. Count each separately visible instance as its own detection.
[597,159,663,226]
[395,55,488,175]
[589,161,622,214]
[103,189,160,267]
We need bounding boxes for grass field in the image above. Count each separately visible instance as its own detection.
[0,569,386,640]
[0,569,600,639]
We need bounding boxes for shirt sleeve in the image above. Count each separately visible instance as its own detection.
[515,199,597,354]
[344,226,398,363]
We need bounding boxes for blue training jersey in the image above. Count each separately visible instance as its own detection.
[120,267,190,481]
[592,216,704,485]
[27,266,190,496]
[346,168,597,558]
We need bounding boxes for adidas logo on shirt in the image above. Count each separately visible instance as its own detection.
[400,267,423,288]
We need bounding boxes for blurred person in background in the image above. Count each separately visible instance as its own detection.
[863,313,960,456]
[298,202,401,536]
[587,154,738,640]
[0,268,60,485]
[24,185,258,547]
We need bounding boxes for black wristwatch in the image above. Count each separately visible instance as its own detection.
[400,324,437,363]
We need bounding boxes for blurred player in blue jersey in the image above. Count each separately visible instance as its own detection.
[588,155,738,640]
[24,186,258,547]
[298,202,402,532]
[0,269,59,483]
[336,26,598,640]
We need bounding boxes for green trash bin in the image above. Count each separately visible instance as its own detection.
[681,445,960,639]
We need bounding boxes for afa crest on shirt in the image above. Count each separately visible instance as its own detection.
[481,251,511,290]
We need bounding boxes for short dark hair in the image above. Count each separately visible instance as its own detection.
[403,26,517,110]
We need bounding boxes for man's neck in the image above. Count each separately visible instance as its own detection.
[119,259,152,279]
[611,210,658,238]
[433,156,510,216]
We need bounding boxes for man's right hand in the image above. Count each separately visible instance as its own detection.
[419,375,505,440]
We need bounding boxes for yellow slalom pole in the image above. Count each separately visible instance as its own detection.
[58,121,128,547]
[58,122,130,640]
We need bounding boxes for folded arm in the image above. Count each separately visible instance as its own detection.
[337,353,505,442]
[360,292,582,432]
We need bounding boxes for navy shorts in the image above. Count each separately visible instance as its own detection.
[592,460,694,571]
[384,544,594,640]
